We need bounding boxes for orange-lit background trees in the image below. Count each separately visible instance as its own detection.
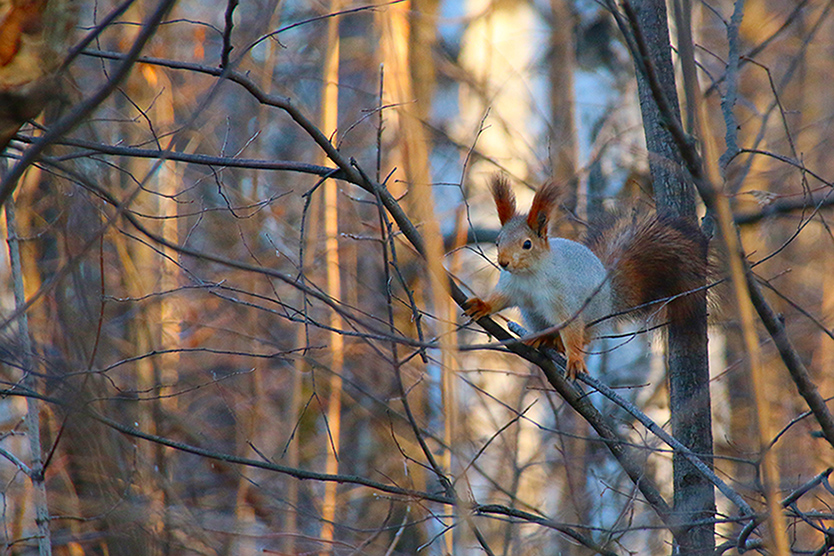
[0,0,833,554]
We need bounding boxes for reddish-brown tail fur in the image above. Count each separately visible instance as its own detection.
[589,214,708,324]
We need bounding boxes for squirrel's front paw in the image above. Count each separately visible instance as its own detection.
[463,297,491,320]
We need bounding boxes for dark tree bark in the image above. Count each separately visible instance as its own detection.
[627,1,715,553]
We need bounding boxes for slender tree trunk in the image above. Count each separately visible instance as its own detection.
[147,62,179,556]
[628,1,715,553]
[319,2,345,551]
[409,0,439,125]
[4,191,52,556]
[549,0,579,213]
[381,1,460,550]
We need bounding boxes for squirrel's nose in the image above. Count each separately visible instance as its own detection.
[498,258,509,269]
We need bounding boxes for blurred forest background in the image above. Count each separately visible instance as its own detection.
[1,0,834,554]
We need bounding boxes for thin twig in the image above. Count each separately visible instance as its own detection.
[718,0,744,174]
[220,0,239,68]
[0,446,31,476]
[736,468,834,552]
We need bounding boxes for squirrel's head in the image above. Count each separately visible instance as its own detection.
[490,176,559,274]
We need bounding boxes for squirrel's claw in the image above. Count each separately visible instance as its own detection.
[523,332,565,353]
[526,333,583,380]
[565,354,587,381]
[463,297,491,320]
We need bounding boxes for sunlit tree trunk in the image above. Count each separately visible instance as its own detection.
[808,5,834,494]
[384,0,473,550]
[379,1,463,551]
[144,57,182,555]
[318,2,345,551]
[729,3,791,553]
[763,8,822,551]
[549,0,579,211]
[459,0,535,185]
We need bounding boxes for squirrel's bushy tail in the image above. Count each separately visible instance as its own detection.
[589,214,708,323]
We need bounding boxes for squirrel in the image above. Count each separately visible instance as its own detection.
[463,175,708,380]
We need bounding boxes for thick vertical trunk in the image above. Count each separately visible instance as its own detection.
[628,1,715,553]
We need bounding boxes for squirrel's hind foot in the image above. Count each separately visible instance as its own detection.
[565,354,587,381]
[524,330,585,381]
[523,331,565,354]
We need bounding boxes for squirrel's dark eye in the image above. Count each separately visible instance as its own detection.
[522,239,532,250]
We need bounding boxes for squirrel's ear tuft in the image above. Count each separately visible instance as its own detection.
[490,174,516,225]
[527,181,560,237]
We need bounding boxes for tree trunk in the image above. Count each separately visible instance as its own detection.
[628,1,715,553]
